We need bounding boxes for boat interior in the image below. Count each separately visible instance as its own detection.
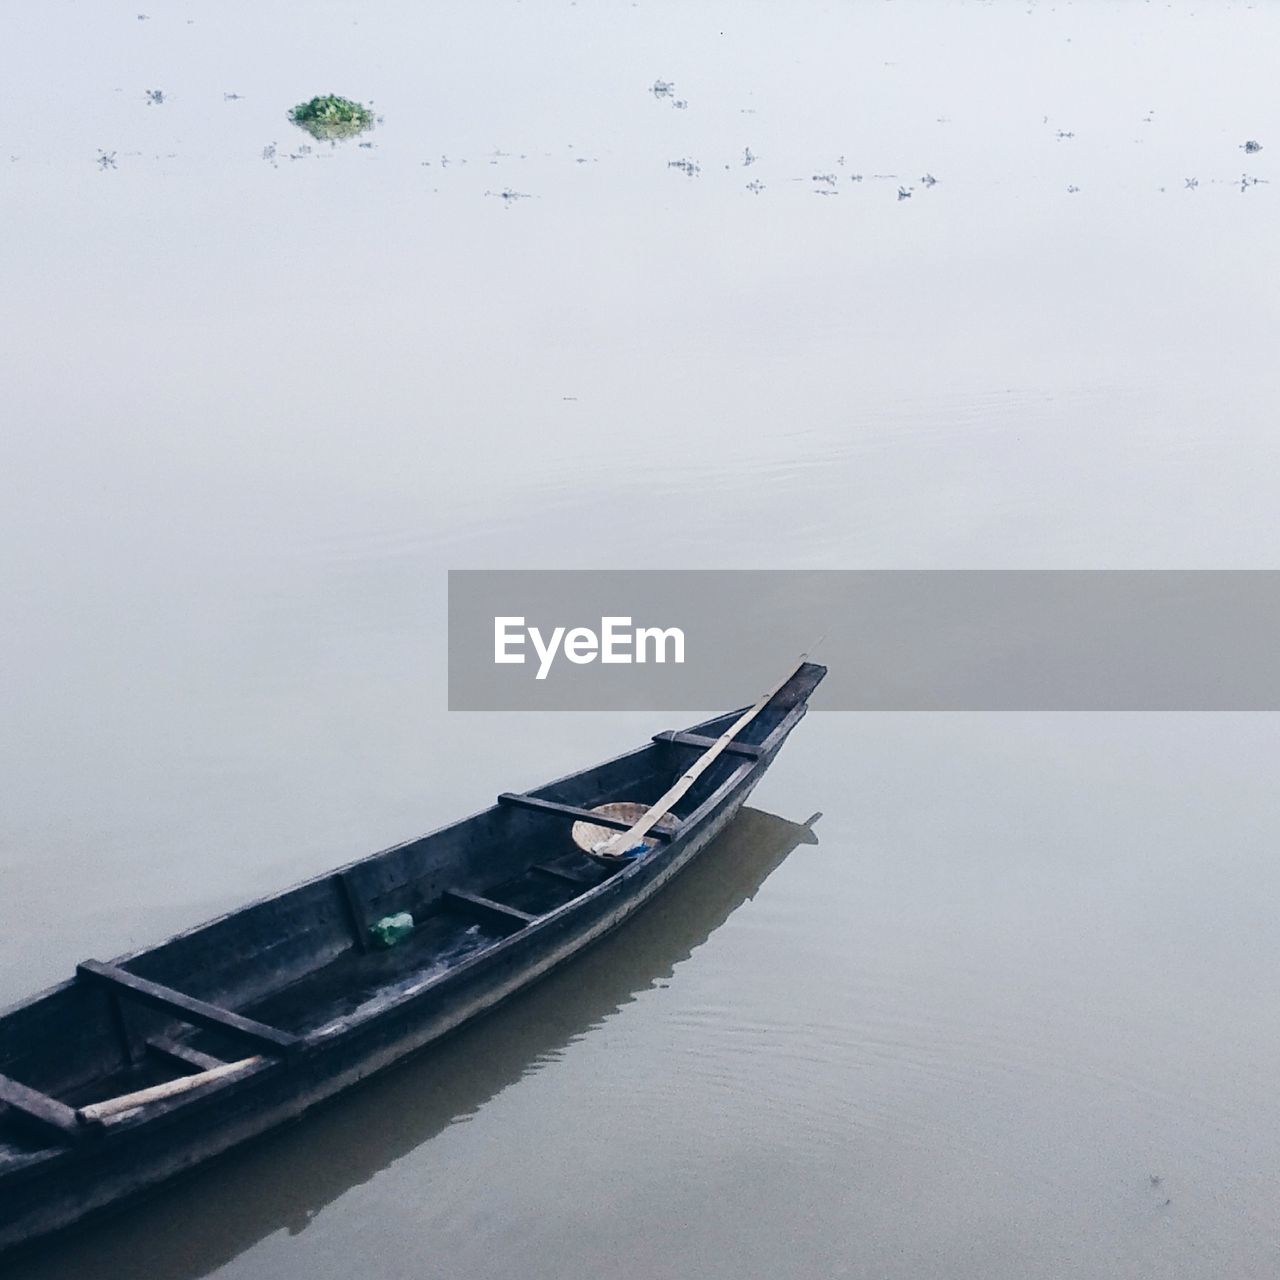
[0,663,823,1163]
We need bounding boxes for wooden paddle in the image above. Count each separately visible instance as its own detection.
[593,654,809,858]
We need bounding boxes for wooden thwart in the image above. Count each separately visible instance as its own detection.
[333,870,371,952]
[498,793,678,840]
[77,960,299,1057]
[530,863,591,886]
[443,889,536,927]
[77,1057,264,1126]
[655,731,764,759]
[0,1072,81,1143]
[145,1036,227,1075]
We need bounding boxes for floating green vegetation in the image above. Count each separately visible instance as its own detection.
[288,94,374,140]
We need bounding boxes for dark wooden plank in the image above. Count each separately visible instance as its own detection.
[77,961,299,1057]
[105,987,142,1067]
[530,863,591,886]
[442,889,537,928]
[655,730,764,759]
[145,1036,227,1075]
[0,1072,81,1143]
[498,793,678,840]
[333,871,371,952]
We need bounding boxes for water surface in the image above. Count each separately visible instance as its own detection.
[3,2,1279,1276]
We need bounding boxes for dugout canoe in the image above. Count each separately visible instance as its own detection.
[0,661,825,1254]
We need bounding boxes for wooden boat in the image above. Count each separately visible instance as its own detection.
[30,806,822,1278]
[0,661,825,1255]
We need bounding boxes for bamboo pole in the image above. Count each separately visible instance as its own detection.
[77,1056,265,1124]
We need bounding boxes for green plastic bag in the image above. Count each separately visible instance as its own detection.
[369,911,415,949]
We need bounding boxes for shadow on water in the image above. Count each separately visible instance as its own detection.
[12,806,819,1280]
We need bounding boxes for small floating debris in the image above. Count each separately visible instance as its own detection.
[1067,184,1080,193]
[1242,139,1263,153]
[145,89,164,106]
[223,92,244,101]
[288,94,375,141]
[96,149,117,170]
[667,157,700,176]
[897,185,913,200]
[812,173,837,187]
[672,99,688,110]
[1240,173,1269,191]
[1056,130,1075,140]
[849,173,863,182]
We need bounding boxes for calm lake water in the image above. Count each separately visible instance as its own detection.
[4,2,1280,1276]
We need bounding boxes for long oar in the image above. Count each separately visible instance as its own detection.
[594,654,809,859]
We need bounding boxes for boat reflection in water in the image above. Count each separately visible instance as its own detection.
[14,805,819,1280]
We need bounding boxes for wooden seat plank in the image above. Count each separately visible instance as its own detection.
[145,1036,227,1075]
[530,864,592,887]
[654,731,764,759]
[498,793,678,840]
[0,1072,81,1143]
[77,961,298,1057]
[443,889,537,928]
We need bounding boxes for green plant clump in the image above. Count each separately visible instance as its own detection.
[288,94,374,140]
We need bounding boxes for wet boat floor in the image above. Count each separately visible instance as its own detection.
[0,853,616,1142]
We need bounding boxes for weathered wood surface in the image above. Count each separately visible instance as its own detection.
[0,1073,81,1143]
[145,1036,227,1074]
[530,863,593,886]
[76,961,298,1057]
[443,889,537,927]
[655,731,765,759]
